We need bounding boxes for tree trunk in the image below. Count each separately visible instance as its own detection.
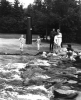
[46,24,47,40]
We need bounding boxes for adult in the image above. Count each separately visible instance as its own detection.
[54,29,62,48]
[50,28,57,51]
[67,44,73,52]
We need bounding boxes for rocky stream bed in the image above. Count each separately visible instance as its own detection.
[0,52,81,100]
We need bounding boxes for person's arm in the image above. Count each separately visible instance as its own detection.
[19,37,21,41]
[54,36,57,44]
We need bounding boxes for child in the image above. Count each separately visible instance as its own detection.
[19,35,25,52]
[37,36,41,51]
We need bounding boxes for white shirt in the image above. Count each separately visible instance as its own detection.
[19,37,25,44]
[54,33,62,46]
[37,38,41,44]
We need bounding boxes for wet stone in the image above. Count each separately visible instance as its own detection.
[67,80,77,84]
[61,86,71,90]
[54,89,78,99]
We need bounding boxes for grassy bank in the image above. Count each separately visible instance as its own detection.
[0,34,38,39]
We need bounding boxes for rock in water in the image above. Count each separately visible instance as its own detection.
[67,80,77,84]
[54,89,78,99]
[75,92,81,100]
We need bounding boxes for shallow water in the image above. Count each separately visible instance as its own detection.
[0,54,81,100]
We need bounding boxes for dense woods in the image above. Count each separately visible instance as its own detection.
[0,0,81,43]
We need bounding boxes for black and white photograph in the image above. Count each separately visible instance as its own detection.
[0,0,81,100]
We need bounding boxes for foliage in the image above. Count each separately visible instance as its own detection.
[0,0,25,33]
[0,0,81,43]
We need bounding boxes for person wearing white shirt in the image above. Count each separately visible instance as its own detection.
[37,36,41,51]
[54,29,62,52]
[57,29,62,47]
[19,35,25,52]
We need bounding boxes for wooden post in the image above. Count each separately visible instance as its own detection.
[26,17,32,44]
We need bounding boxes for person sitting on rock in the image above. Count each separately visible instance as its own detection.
[66,44,76,60]
[66,44,73,57]
[74,52,81,63]
[67,44,73,52]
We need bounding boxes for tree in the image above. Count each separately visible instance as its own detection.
[0,0,12,17]
[0,0,25,33]
[12,0,24,20]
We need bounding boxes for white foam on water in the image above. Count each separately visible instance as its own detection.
[27,85,48,93]
[0,69,10,74]
[76,70,81,73]
[13,63,27,69]
[31,59,51,66]
[17,94,50,100]
[4,85,14,90]
[34,73,50,79]
[11,74,22,80]
[5,63,27,70]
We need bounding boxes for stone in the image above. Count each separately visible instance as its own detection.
[61,86,71,90]
[55,89,77,94]
[54,89,78,99]
[67,80,77,84]
[75,92,81,100]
